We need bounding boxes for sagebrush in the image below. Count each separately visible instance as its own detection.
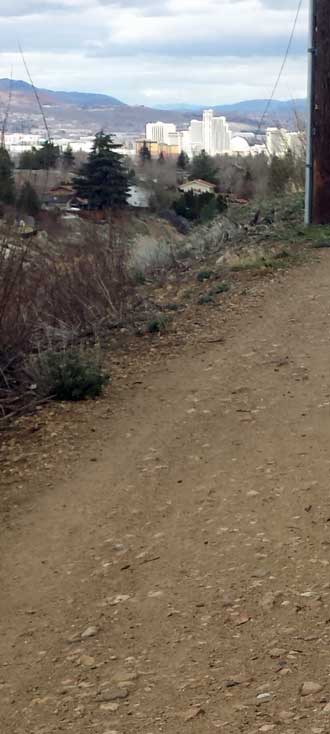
[28,348,109,401]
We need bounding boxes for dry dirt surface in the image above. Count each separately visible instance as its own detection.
[2,251,330,734]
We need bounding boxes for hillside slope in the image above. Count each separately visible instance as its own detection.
[0,78,125,108]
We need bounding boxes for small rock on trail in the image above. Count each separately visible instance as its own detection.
[301,682,324,697]
[81,625,98,639]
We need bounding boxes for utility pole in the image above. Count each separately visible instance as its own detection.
[305,0,330,224]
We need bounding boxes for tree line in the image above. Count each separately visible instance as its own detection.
[0,130,305,220]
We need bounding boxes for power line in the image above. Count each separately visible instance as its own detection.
[18,41,52,141]
[256,0,304,138]
[1,70,13,148]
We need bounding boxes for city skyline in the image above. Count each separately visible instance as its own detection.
[142,113,305,160]
[145,111,232,158]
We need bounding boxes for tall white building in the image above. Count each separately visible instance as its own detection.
[145,121,177,145]
[144,110,232,160]
[266,127,305,158]
[213,116,231,155]
[180,130,193,158]
[286,131,305,158]
[202,109,231,156]
[189,119,203,155]
[167,131,180,147]
[266,128,288,157]
[202,109,214,155]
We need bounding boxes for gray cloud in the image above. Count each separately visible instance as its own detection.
[89,35,306,59]
[0,0,83,17]
[97,0,172,17]
[0,0,308,105]
[261,0,304,6]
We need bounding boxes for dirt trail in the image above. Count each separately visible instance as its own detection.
[2,253,330,734]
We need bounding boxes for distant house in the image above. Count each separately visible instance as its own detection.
[42,183,75,209]
[179,179,216,195]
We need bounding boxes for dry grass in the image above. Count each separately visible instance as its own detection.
[0,221,132,425]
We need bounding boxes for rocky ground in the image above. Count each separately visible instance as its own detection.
[2,245,330,734]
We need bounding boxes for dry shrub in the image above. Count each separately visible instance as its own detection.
[40,224,131,335]
[0,221,132,424]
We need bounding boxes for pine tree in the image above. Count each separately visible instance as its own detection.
[19,142,60,171]
[0,147,15,205]
[17,181,41,217]
[19,150,38,170]
[73,131,129,210]
[62,145,75,170]
[177,151,189,170]
[139,141,152,164]
[190,150,218,184]
[35,141,60,170]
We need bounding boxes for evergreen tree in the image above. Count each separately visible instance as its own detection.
[17,181,41,217]
[62,145,75,170]
[73,131,129,210]
[190,150,218,184]
[139,141,152,164]
[19,149,38,170]
[36,140,61,170]
[18,142,60,171]
[173,190,225,222]
[177,151,189,170]
[0,147,15,205]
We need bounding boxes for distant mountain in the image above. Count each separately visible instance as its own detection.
[155,103,203,111]
[213,98,306,116]
[156,99,307,118]
[0,78,307,134]
[0,78,187,133]
[0,78,125,108]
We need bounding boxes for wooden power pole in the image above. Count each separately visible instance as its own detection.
[306,0,330,224]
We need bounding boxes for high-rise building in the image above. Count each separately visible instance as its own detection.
[189,120,203,155]
[144,110,232,161]
[145,122,177,145]
[213,116,231,155]
[286,131,305,158]
[266,128,305,158]
[266,128,288,157]
[167,131,180,147]
[202,109,214,155]
[203,109,231,156]
[180,130,193,158]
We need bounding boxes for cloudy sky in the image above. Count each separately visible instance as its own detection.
[0,0,308,105]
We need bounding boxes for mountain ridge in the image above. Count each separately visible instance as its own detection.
[0,78,125,108]
[155,99,307,116]
[0,78,306,133]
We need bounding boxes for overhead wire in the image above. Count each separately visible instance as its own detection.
[1,70,13,148]
[255,0,305,141]
[18,41,52,142]
[17,42,54,200]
